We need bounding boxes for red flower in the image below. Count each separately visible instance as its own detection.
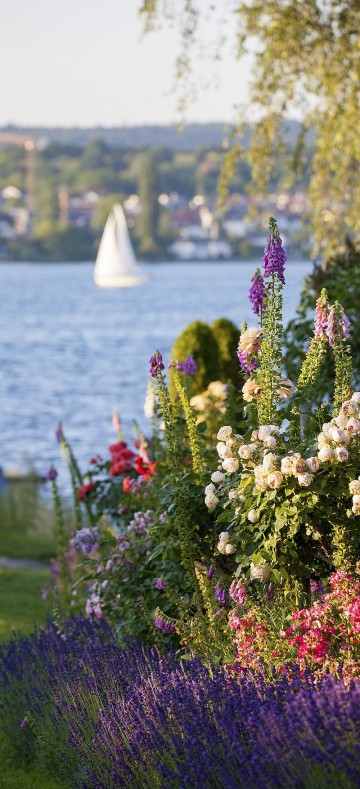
[76,482,95,501]
[109,460,128,476]
[134,456,157,480]
[123,476,132,493]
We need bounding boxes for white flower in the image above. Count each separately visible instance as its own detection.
[262,453,277,473]
[217,442,232,459]
[334,414,348,429]
[251,430,259,442]
[242,378,262,402]
[225,543,236,555]
[292,457,308,474]
[343,431,351,445]
[297,472,313,487]
[335,446,349,462]
[238,326,263,354]
[352,494,360,514]
[258,425,272,441]
[250,563,270,581]
[205,483,216,496]
[305,457,320,473]
[351,392,360,404]
[322,422,332,434]
[217,541,227,554]
[238,444,253,460]
[281,456,294,476]
[263,435,277,448]
[341,401,357,416]
[318,447,334,462]
[349,479,360,495]
[205,492,219,509]
[268,424,280,435]
[346,417,360,435]
[228,489,238,500]
[217,425,233,441]
[317,432,329,448]
[267,470,284,489]
[247,509,259,523]
[144,380,156,418]
[211,470,225,484]
[278,379,293,399]
[222,457,239,474]
[219,532,230,544]
[329,427,346,443]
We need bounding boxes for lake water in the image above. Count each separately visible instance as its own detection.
[0,260,312,483]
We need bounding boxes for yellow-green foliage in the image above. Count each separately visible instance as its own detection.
[210,318,241,387]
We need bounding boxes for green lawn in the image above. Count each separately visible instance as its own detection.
[0,733,67,789]
[0,568,52,641]
[0,483,57,559]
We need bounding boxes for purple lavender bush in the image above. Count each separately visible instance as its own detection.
[0,618,359,788]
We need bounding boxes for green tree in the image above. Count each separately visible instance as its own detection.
[136,152,160,257]
[140,0,360,257]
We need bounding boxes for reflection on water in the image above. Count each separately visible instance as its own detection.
[0,260,312,480]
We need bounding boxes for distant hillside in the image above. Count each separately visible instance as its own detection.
[0,120,303,151]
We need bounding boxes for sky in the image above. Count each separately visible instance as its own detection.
[2,0,252,128]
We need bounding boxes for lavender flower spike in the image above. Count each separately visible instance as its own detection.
[176,356,198,375]
[249,268,266,316]
[45,466,58,481]
[149,351,165,378]
[263,217,287,285]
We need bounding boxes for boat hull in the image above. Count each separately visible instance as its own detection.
[93,273,149,288]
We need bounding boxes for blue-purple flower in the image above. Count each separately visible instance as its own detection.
[70,526,99,555]
[249,268,267,315]
[215,582,226,605]
[176,356,198,375]
[155,578,165,590]
[326,304,351,348]
[154,614,175,634]
[149,351,164,377]
[263,217,287,284]
[45,466,58,481]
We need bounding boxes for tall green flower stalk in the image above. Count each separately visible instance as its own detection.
[257,218,286,425]
[50,474,71,604]
[172,365,203,475]
[58,425,96,529]
[330,302,353,415]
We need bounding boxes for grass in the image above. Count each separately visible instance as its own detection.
[0,568,52,641]
[0,733,67,789]
[0,482,56,559]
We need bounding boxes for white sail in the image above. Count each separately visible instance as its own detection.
[94,203,148,288]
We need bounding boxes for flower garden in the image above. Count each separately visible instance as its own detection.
[1,218,359,787]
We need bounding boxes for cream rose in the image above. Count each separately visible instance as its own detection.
[238,326,263,354]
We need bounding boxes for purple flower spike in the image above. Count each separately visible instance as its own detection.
[207,566,214,580]
[149,351,165,378]
[20,718,28,729]
[215,582,226,605]
[314,295,329,337]
[237,349,258,375]
[249,269,267,316]
[154,615,175,634]
[176,356,198,375]
[155,578,165,590]
[55,423,63,444]
[45,466,58,481]
[326,305,351,348]
[263,217,287,285]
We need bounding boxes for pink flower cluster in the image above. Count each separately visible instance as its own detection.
[230,571,360,677]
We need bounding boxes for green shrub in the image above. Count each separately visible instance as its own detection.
[169,319,220,399]
[210,317,241,388]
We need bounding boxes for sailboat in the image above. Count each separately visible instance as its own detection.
[93,203,149,288]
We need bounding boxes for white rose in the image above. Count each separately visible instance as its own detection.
[258,425,272,441]
[217,442,232,459]
[251,430,259,442]
[343,431,351,445]
[205,483,216,496]
[281,456,294,476]
[250,563,270,581]
[317,433,329,448]
[239,326,263,354]
[247,509,259,523]
[262,452,277,473]
[268,424,280,435]
[217,426,233,441]
[211,470,225,484]
[349,479,360,495]
[341,401,356,416]
[228,489,238,500]
[297,472,313,487]
[222,457,239,474]
[350,392,360,404]
[318,447,334,462]
[263,435,277,448]
[217,541,227,554]
[205,492,219,509]
[329,427,346,443]
[305,457,320,473]
[267,470,284,489]
[322,422,332,434]
[225,543,236,555]
[335,446,349,462]
[346,417,360,435]
[254,476,268,491]
[238,444,252,460]
[219,532,230,544]
[334,414,348,429]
